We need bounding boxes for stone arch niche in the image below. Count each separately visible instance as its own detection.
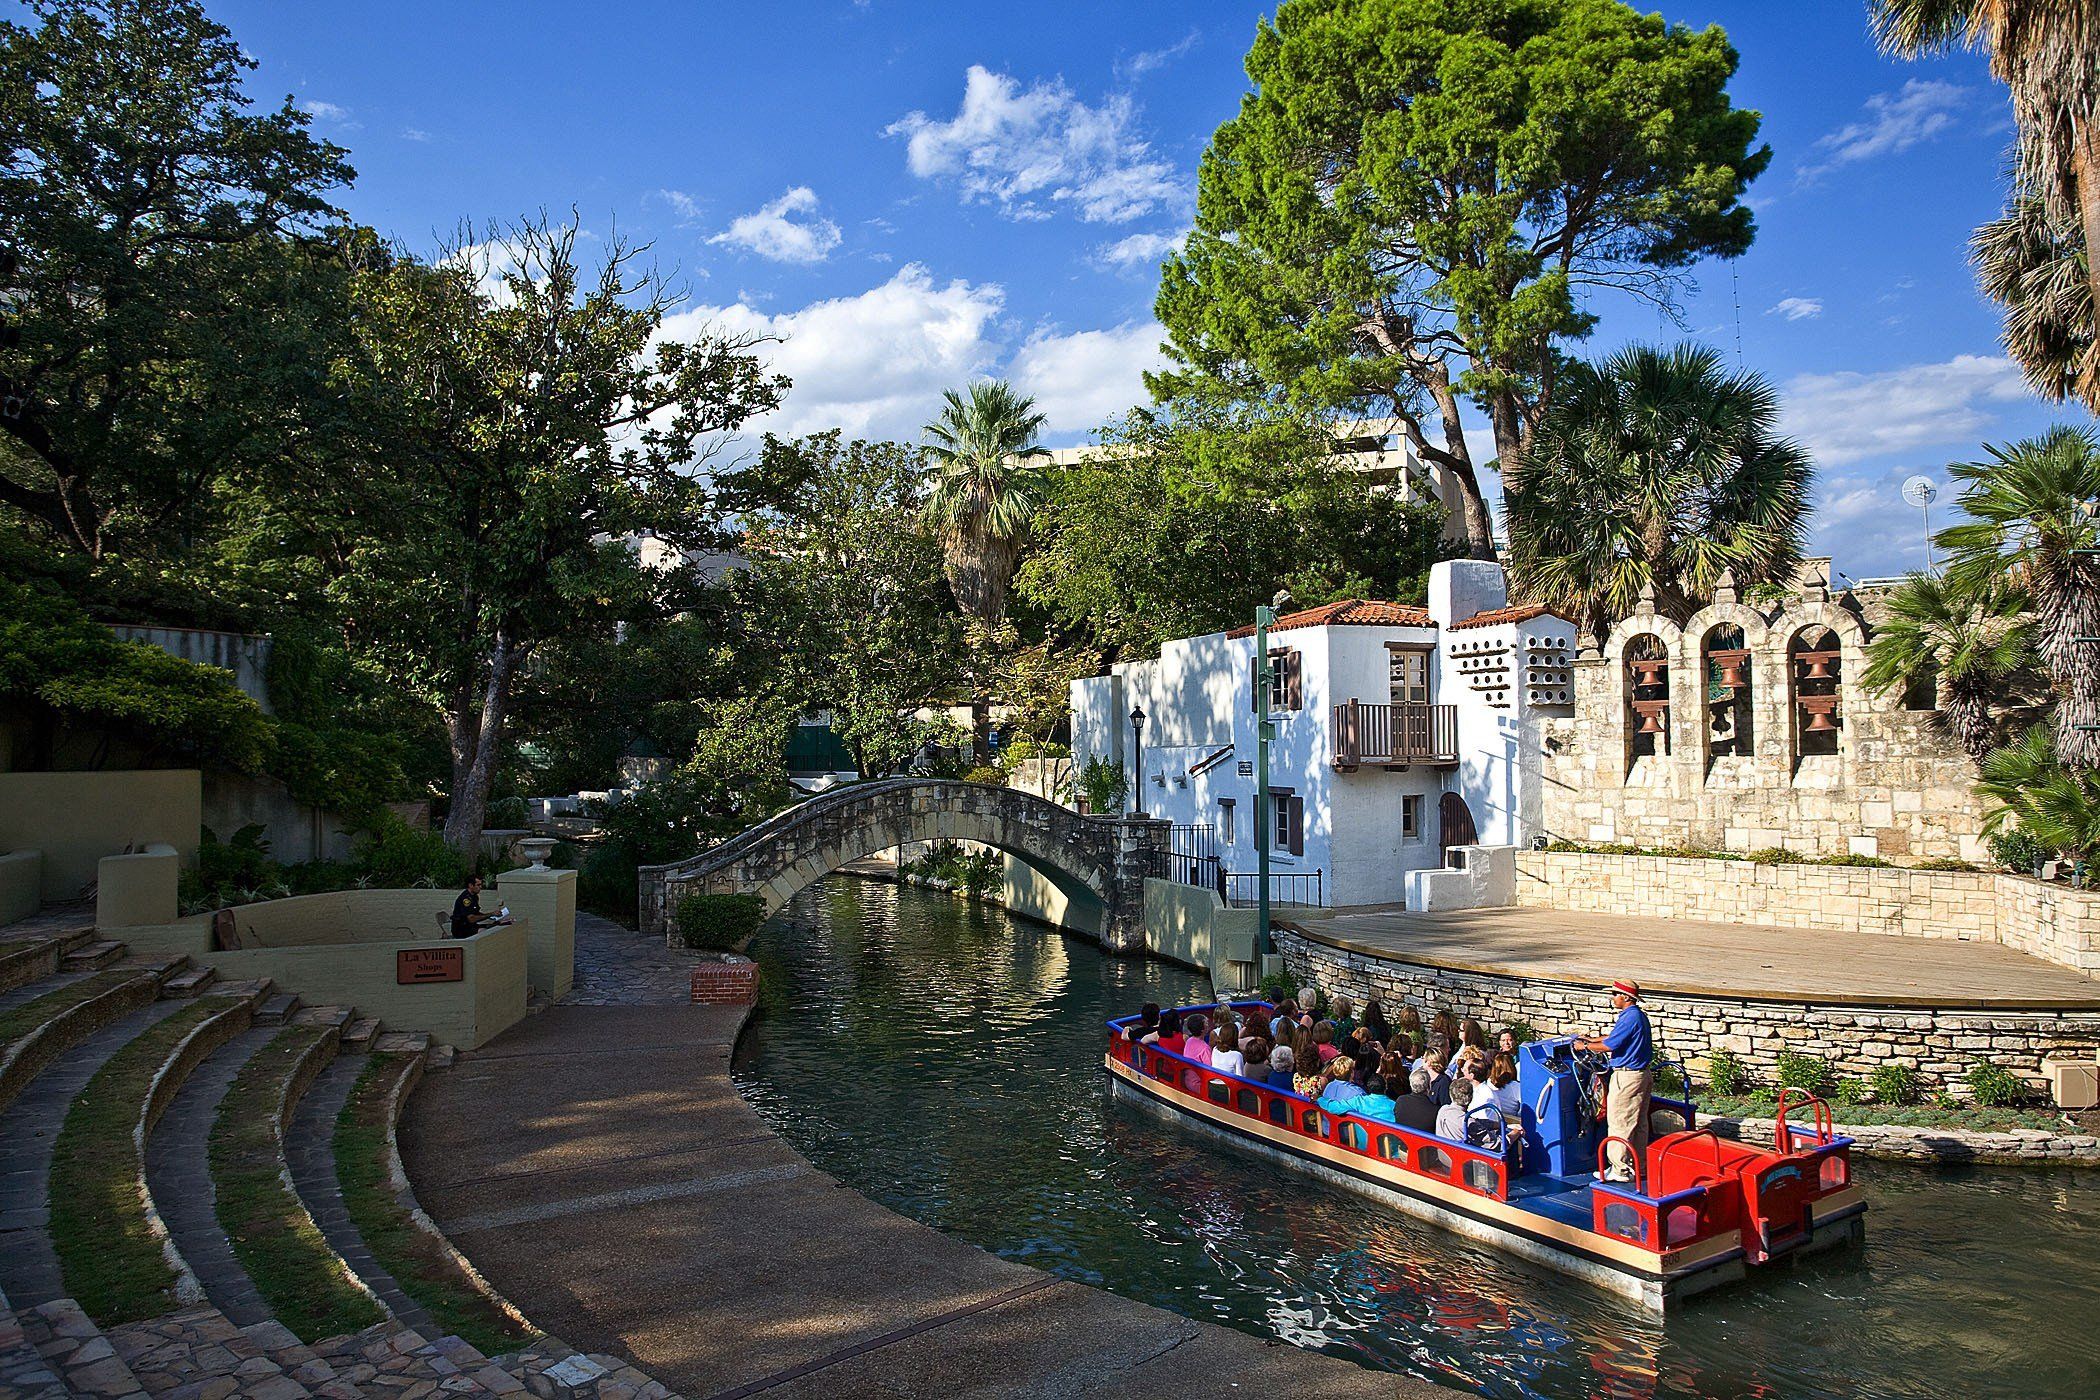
[1789,624,1845,763]
[1623,633,1673,772]
[1701,623,1755,765]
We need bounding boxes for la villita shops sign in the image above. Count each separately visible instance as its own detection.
[397,947,464,985]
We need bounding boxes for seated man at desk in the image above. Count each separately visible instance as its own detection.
[450,874,504,938]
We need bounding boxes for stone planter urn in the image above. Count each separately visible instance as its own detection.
[517,836,558,871]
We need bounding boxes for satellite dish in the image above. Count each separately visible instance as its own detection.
[1902,476,1938,508]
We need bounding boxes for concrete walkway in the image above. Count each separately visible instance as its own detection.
[1285,903,2100,1008]
[401,996,1438,1399]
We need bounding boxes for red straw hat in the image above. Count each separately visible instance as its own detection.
[1610,979,1641,1000]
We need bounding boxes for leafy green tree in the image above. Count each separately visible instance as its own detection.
[1862,573,2033,766]
[1153,0,1767,556]
[1503,344,1812,636]
[1979,724,2100,879]
[1017,403,1446,658]
[1873,2,2100,411]
[332,218,785,854]
[1938,426,2100,768]
[0,0,355,557]
[725,432,963,778]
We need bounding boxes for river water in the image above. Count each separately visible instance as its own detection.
[732,877,2100,1400]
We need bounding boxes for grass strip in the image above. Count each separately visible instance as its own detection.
[49,998,228,1324]
[336,1055,536,1356]
[0,969,147,1047]
[211,1024,386,1343]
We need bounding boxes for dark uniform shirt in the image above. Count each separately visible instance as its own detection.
[450,888,482,938]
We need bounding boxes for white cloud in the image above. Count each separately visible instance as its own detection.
[654,188,704,226]
[708,187,843,264]
[1009,321,1168,437]
[400,127,432,143]
[885,65,1182,224]
[1091,230,1186,271]
[1799,80,1972,182]
[659,264,1005,441]
[1124,30,1200,79]
[1780,354,2030,467]
[1767,296,1823,322]
[301,99,359,131]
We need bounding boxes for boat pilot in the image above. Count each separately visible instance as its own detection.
[1574,979,1652,1184]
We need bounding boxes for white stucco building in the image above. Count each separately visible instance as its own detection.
[1069,561,1574,909]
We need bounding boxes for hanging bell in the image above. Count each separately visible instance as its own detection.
[1801,651,1836,681]
[1718,658,1748,688]
[1637,706,1666,734]
[1804,707,1838,733]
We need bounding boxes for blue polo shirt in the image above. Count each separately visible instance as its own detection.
[1604,1003,1653,1071]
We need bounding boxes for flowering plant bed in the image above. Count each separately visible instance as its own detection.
[1701,1092,2084,1135]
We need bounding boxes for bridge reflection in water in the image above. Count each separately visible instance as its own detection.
[734,876,2100,1400]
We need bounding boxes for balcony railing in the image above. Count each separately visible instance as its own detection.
[1332,700,1458,770]
[1222,869,1326,908]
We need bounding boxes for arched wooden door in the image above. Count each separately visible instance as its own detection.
[1438,792,1477,860]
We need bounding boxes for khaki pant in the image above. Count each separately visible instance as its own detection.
[1604,1067,1654,1181]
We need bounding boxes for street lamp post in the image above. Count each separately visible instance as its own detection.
[1129,704,1147,817]
[1254,589,1289,962]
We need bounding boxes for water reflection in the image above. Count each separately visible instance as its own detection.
[734,878,2100,1400]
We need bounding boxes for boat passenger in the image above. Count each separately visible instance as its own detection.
[1330,995,1357,1042]
[1293,1054,1326,1100]
[1435,1076,1476,1141]
[1461,1018,1489,1055]
[1496,1028,1519,1056]
[1126,1002,1160,1042]
[1422,1051,1452,1108]
[1352,1073,1397,1124]
[1347,1024,1379,1063]
[1244,1036,1271,1080]
[1183,1014,1213,1068]
[1146,1009,1185,1055]
[1431,1010,1459,1055]
[1267,1044,1297,1091]
[1393,1067,1439,1132]
[1319,1057,1362,1108]
[1269,1000,1298,1040]
[1482,1053,1523,1118]
[1378,1046,1410,1086]
[1209,1024,1246,1078]
[1395,1005,1424,1047]
[1362,999,1392,1049]
[1312,1022,1340,1065]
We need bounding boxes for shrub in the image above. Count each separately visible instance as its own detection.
[1816,852,1891,868]
[960,848,1003,899]
[962,765,1008,787]
[353,812,468,888]
[1914,857,1981,872]
[673,892,765,950]
[1746,847,1798,865]
[485,795,529,828]
[577,843,639,919]
[1258,971,1300,1004]
[1774,1051,1839,1097]
[1833,1077,1868,1106]
[1076,758,1128,815]
[1654,1061,1686,1096]
[1706,1049,1752,1096]
[1965,1061,2026,1107]
[1987,825,2049,876]
[1871,1063,1923,1106]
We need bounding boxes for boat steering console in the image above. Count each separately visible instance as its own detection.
[1516,1036,1612,1176]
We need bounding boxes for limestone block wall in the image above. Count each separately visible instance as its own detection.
[1513,851,2100,976]
[1541,581,1991,862]
[1280,930,2100,1099]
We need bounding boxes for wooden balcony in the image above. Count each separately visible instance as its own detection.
[1331,700,1459,770]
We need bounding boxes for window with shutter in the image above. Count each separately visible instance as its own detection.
[1288,795,1305,856]
[1267,648,1302,712]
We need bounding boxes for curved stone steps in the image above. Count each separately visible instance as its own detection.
[46,988,267,1327]
[142,1020,287,1327]
[0,960,96,1018]
[0,963,185,1113]
[0,997,195,1310]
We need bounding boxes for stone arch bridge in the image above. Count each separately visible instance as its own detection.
[639,779,1168,953]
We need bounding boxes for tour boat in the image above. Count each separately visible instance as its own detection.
[1103,1002,1866,1309]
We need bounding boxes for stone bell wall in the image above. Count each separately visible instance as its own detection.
[1538,569,1993,863]
[1278,929,2100,1100]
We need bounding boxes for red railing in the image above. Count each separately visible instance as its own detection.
[1332,701,1458,769]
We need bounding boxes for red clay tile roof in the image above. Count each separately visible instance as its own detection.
[1449,602,1562,631]
[1226,599,1433,638]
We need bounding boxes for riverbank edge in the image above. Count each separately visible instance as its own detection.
[1707,1111,2100,1166]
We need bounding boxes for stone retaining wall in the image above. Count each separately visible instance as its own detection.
[1280,929,2100,1099]
[1513,851,2100,977]
[1707,1114,2100,1167]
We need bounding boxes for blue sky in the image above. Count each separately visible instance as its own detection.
[202,0,2091,579]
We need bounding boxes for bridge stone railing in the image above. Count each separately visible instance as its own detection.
[639,780,1168,954]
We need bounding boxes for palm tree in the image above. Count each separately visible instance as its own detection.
[1973,183,2096,407]
[1979,723,2100,879]
[921,380,1049,758]
[922,381,1049,625]
[1504,344,1813,637]
[1861,573,2033,765]
[1939,426,2100,768]
[1873,2,2100,411]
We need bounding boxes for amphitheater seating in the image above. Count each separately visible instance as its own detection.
[0,920,678,1400]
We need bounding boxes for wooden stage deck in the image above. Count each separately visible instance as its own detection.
[1279,904,2100,1009]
